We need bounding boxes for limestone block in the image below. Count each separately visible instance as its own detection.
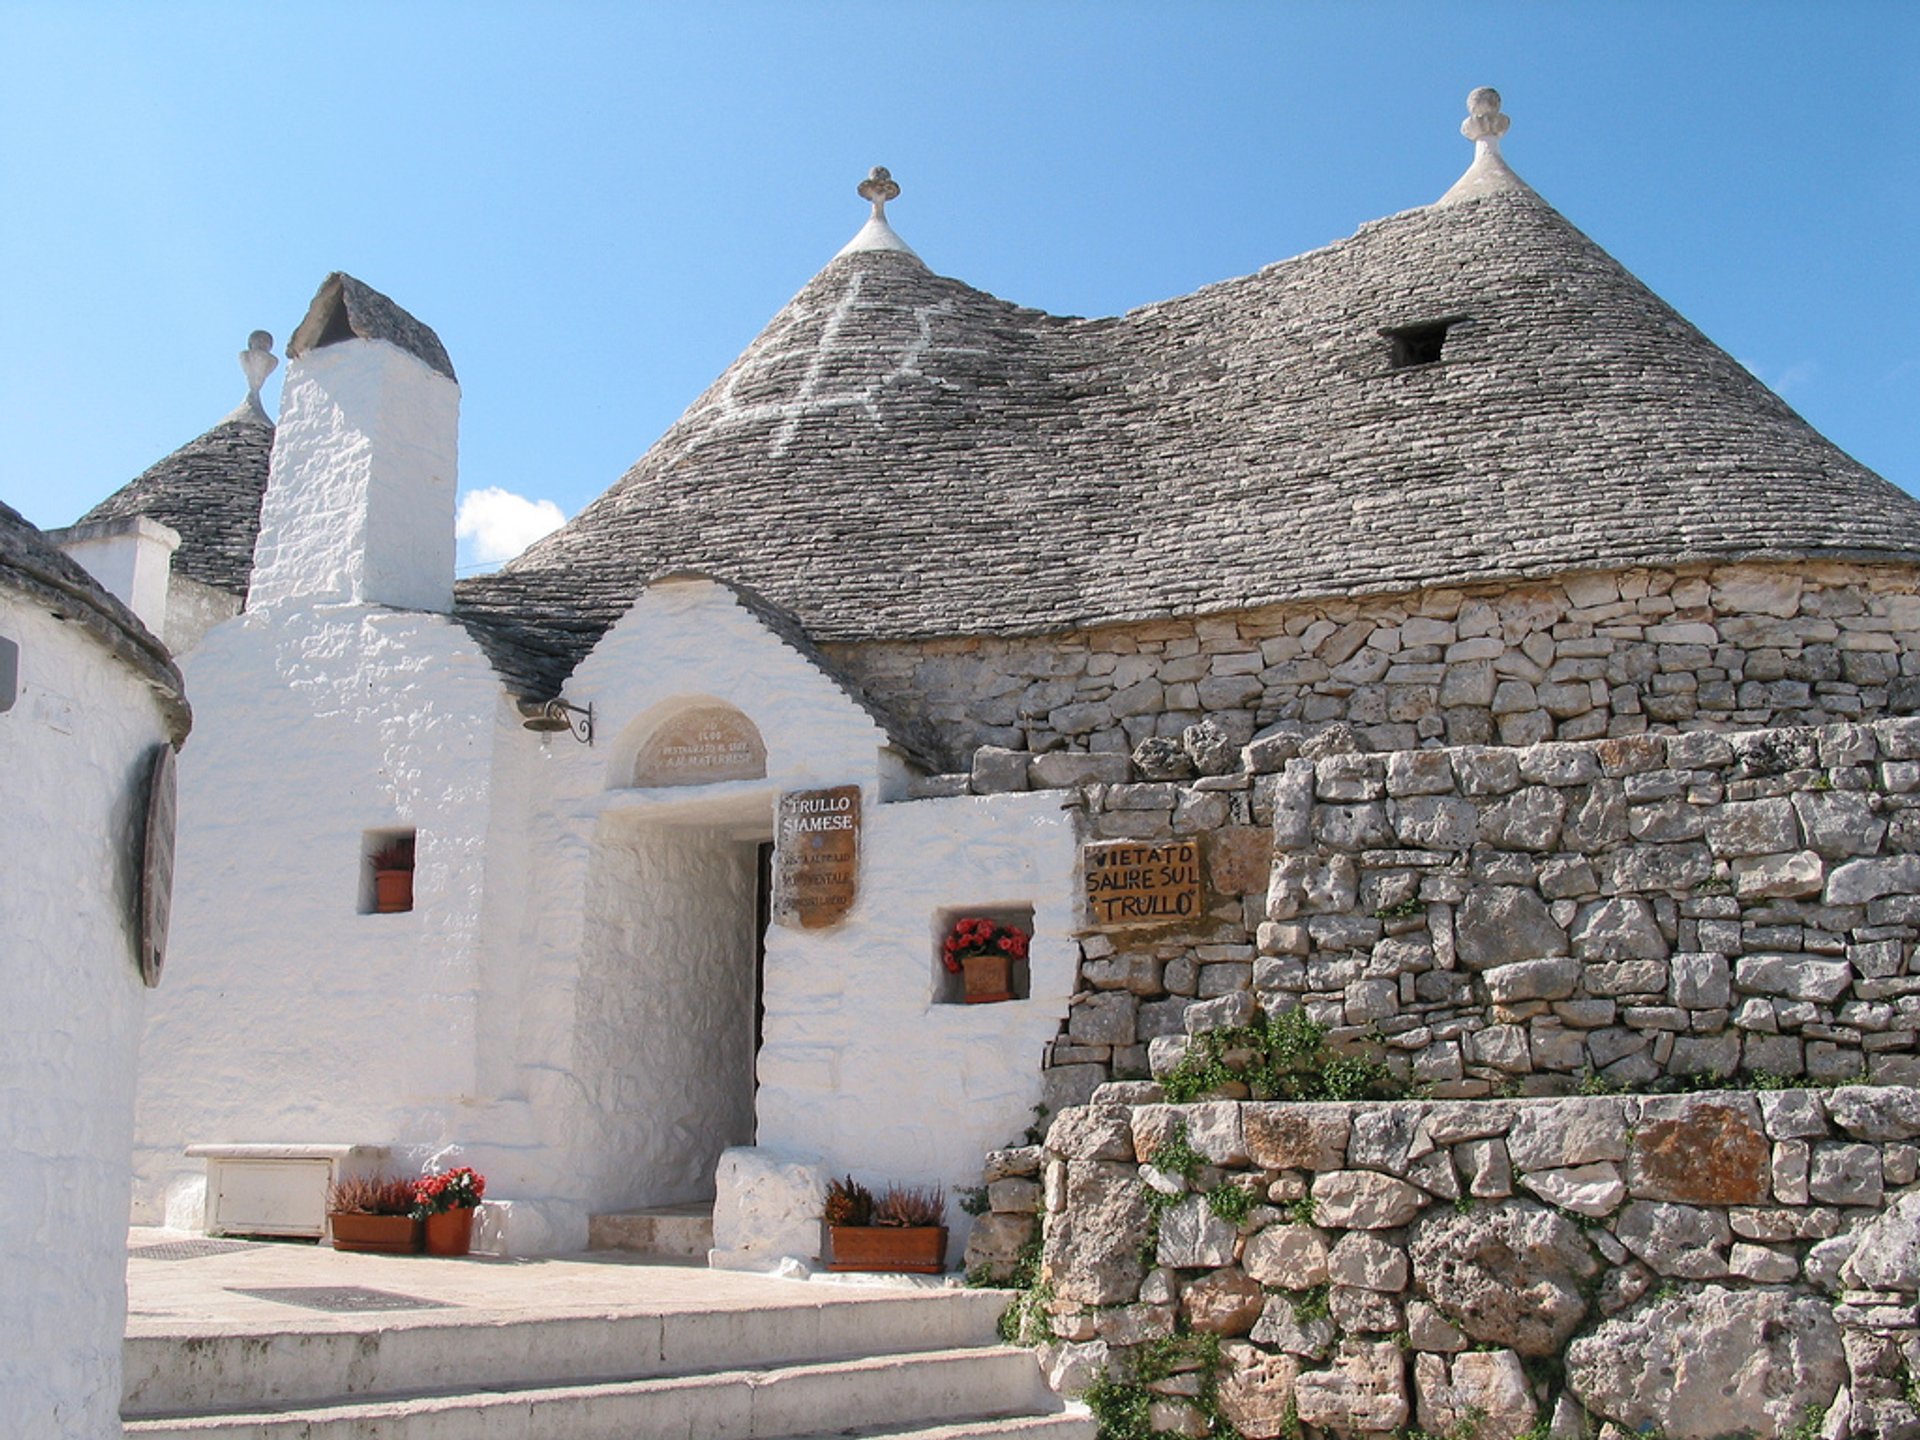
[1243,1223,1331,1288]
[1520,1162,1626,1217]
[1478,785,1568,852]
[1406,1298,1468,1353]
[1733,850,1825,900]
[1626,1098,1769,1205]
[1184,990,1255,1036]
[1565,1286,1844,1440]
[1294,1341,1409,1435]
[963,1212,1037,1282]
[1793,789,1887,857]
[1310,1170,1426,1229]
[1183,718,1238,776]
[1041,1339,1116,1395]
[1157,1195,1238,1269]
[1483,957,1581,1003]
[1408,1202,1598,1355]
[1569,896,1669,961]
[971,746,1031,794]
[1727,1242,1797,1283]
[1809,1142,1883,1206]
[1043,1161,1151,1305]
[1414,1350,1538,1440]
[1615,1201,1731,1279]
[1068,992,1138,1047]
[1180,1101,1250,1167]
[1827,855,1920,906]
[1386,749,1455,797]
[1250,1298,1337,1359]
[1563,779,1629,851]
[1519,742,1601,786]
[1506,1101,1628,1170]
[1841,1190,1920,1291]
[1829,1086,1920,1141]
[1329,1285,1400,1333]
[1210,1344,1303,1440]
[1670,952,1731,1008]
[1455,886,1569,970]
[1047,1105,1136,1162]
[709,1146,827,1272]
[1245,1104,1350,1171]
[1734,954,1852,1003]
[1182,1265,1265,1335]
[1328,1230,1409,1291]
[1393,795,1479,850]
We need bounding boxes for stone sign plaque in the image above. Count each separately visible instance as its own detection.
[774,785,861,930]
[1083,839,1203,929]
[632,705,767,788]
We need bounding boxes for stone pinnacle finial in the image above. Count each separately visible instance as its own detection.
[1461,87,1511,151]
[1435,86,1527,207]
[857,166,901,221]
[240,330,278,398]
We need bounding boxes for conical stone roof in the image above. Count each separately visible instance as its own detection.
[77,401,273,599]
[457,182,1920,697]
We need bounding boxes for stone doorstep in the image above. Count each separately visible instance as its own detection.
[121,1347,1073,1440]
[588,1202,716,1259]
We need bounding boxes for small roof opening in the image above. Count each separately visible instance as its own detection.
[1382,316,1468,370]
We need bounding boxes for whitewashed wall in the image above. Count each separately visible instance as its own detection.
[512,578,1081,1264]
[754,787,1080,1266]
[0,595,170,1439]
[130,603,503,1227]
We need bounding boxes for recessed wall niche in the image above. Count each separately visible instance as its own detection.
[359,829,415,915]
[932,905,1034,1006]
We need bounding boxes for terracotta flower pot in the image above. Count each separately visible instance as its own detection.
[329,1212,422,1254]
[374,869,413,913]
[960,952,1013,1004]
[423,1207,475,1256]
[828,1224,947,1274]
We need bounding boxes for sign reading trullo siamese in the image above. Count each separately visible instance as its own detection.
[1083,839,1203,928]
[774,785,861,929]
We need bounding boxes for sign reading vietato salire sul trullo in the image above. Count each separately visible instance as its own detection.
[773,785,861,929]
[1083,839,1203,928]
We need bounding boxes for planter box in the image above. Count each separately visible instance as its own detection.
[329,1212,421,1254]
[827,1224,948,1274]
[961,952,1014,1004]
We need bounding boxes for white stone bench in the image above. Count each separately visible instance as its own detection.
[185,1144,392,1239]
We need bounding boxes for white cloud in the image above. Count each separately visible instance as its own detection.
[1739,357,1818,398]
[455,487,566,567]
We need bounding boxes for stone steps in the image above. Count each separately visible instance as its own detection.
[586,1201,714,1258]
[122,1280,1088,1440]
[122,1345,1081,1440]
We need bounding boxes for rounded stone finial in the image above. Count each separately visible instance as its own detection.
[1461,87,1511,145]
[239,330,278,398]
[857,165,901,218]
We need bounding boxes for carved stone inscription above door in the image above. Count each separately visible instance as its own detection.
[631,705,768,788]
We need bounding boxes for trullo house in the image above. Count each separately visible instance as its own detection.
[63,90,1920,1265]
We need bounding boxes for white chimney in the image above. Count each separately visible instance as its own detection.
[47,514,180,638]
[247,273,459,613]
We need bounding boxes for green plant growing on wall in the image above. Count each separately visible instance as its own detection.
[1160,1007,1403,1105]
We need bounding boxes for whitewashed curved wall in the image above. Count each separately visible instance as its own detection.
[0,595,170,1439]
[130,603,502,1224]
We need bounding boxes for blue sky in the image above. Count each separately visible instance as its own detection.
[2,2,1914,570]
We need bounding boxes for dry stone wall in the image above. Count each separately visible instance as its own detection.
[829,562,1920,770]
[1036,716,1920,1113]
[1028,1086,1918,1440]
